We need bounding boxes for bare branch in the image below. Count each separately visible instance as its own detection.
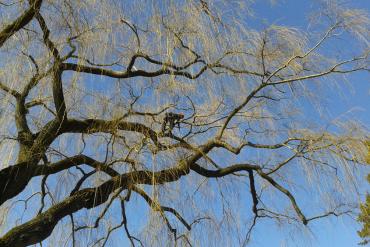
[132,186,192,231]
[0,81,20,98]
[0,0,43,47]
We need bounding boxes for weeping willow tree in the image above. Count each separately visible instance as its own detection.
[0,0,369,246]
[358,142,370,245]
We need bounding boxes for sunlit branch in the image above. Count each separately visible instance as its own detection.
[264,24,339,83]
[35,12,60,60]
[0,81,20,98]
[269,54,369,86]
[217,83,267,139]
[25,99,57,116]
[213,138,301,155]
[0,0,43,47]
[120,18,141,49]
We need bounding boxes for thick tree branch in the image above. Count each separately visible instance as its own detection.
[190,162,260,177]
[60,118,164,148]
[0,137,219,246]
[0,159,192,246]
[61,62,208,80]
[34,12,66,121]
[0,162,33,206]
[190,162,308,225]
[51,68,67,121]
[247,170,259,215]
[0,116,189,206]
[0,152,124,206]
[34,12,60,60]
[33,154,120,177]
[0,0,43,47]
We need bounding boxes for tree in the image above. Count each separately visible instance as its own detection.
[358,174,370,245]
[358,142,370,245]
[0,0,369,246]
